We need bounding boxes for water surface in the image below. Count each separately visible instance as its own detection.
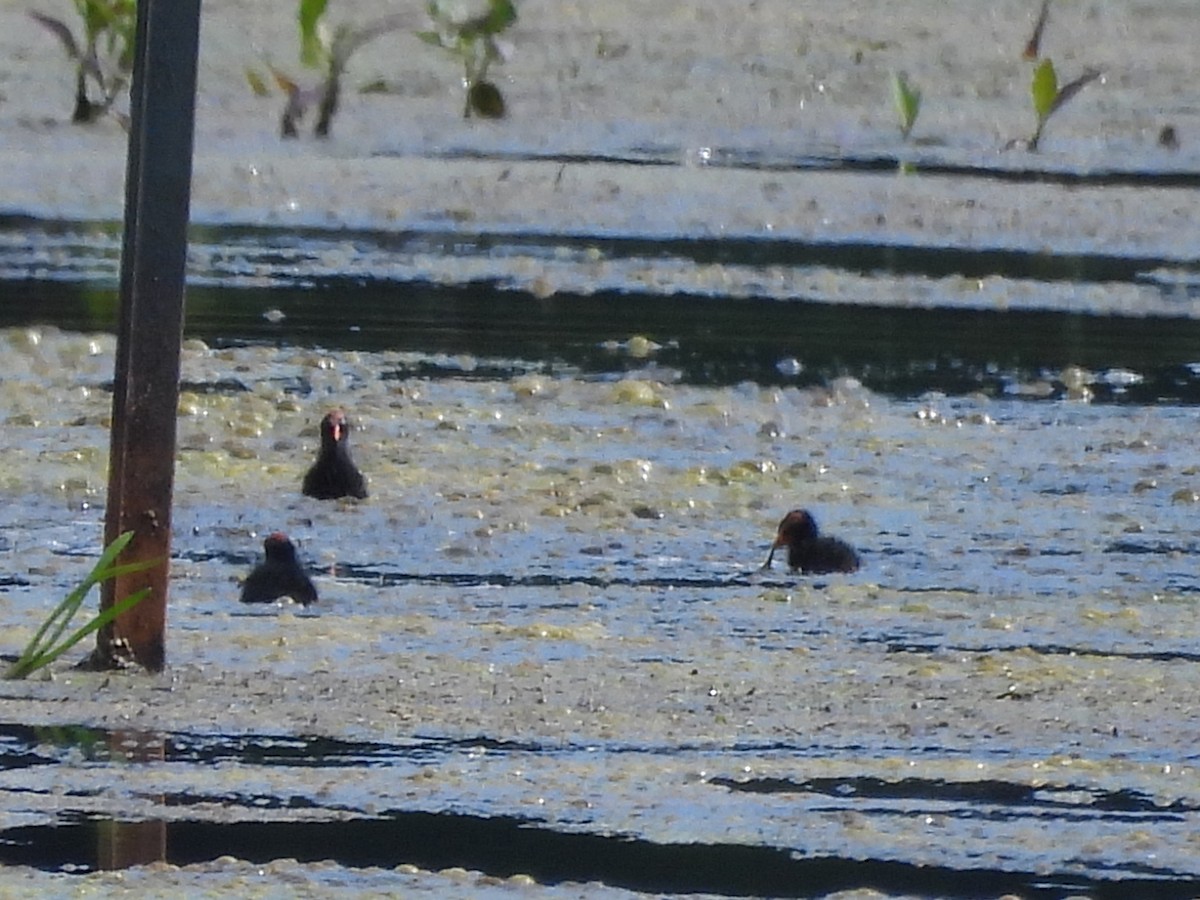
[0,319,1198,896]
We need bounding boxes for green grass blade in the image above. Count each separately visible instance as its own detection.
[39,557,155,651]
[8,588,149,678]
[16,538,126,661]
[4,531,158,680]
[36,532,149,651]
[32,583,95,660]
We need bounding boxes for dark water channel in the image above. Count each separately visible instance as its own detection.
[1,724,1198,899]
[3,216,1200,897]
[5,214,1200,402]
[12,273,1200,401]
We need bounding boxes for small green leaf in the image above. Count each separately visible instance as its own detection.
[480,0,517,36]
[1031,58,1058,122]
[457,0,517,43]
[890,71,921,140]
[298,0,329,68]
[245,67,272,96]
[75,0,109,41]
[416,29,446,48]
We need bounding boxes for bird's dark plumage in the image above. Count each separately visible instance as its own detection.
[240,532,318,606]
[762,509,860,575]
[302,409,367,500]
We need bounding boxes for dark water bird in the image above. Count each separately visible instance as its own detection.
[302,409,368,500]
[239,532,318,606]
[762,509,860,575]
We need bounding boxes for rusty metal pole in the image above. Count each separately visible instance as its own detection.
[95,0,201,672]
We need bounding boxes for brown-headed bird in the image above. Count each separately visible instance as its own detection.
[762,509,860,575]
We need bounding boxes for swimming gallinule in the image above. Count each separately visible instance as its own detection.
[762,509,860,575]
[239,532,318,606]
[302,409,368,500]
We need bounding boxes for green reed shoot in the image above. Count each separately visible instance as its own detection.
[29,0,136,123]
[251,0,405,138]
[417,0,517,119]
[5,531,153,679]
[1028,58,1100,151]
[890,71,922,141]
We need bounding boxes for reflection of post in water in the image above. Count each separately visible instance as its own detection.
[96,731,165,870]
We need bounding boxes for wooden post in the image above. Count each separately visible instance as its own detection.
[95,0,202,672]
